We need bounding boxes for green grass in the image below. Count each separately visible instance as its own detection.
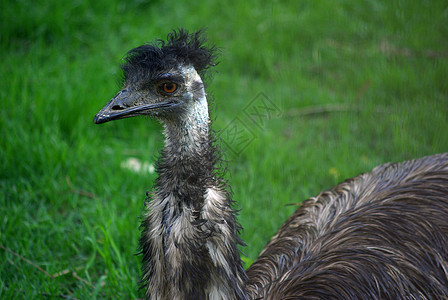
[1,0,447,298]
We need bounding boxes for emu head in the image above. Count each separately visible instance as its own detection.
[94,29,217,125]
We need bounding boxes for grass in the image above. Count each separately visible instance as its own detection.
[1,0,447,298]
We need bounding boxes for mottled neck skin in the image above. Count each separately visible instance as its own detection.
[140,70,247,300]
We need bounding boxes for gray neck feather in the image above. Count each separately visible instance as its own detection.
[163,91,209,158]
[140,70,247,300]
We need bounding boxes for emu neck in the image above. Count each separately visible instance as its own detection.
[163,94,210,160]
[141,92,247,299]
[159,95,213,205]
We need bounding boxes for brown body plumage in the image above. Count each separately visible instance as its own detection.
[246,153,448,299]
[95,29,448,299]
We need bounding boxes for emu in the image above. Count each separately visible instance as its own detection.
[94,29,448,299]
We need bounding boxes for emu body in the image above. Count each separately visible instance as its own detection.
[246,153,448,299]
[94,29,448,299]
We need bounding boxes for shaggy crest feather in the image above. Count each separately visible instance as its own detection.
[122,29,218,85]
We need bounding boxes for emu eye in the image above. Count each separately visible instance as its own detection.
[161,82,178,94]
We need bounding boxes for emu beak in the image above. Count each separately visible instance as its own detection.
[94,89,181,124]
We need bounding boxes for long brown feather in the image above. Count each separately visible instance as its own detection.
[246,153,448,299]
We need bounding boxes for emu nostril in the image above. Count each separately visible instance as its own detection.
[112,105,125,110]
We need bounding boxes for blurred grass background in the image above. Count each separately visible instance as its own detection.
[1,0,447,298]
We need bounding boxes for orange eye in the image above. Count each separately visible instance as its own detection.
[162,82,178,94]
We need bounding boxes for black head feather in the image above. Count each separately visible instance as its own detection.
[122,29,218,85]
